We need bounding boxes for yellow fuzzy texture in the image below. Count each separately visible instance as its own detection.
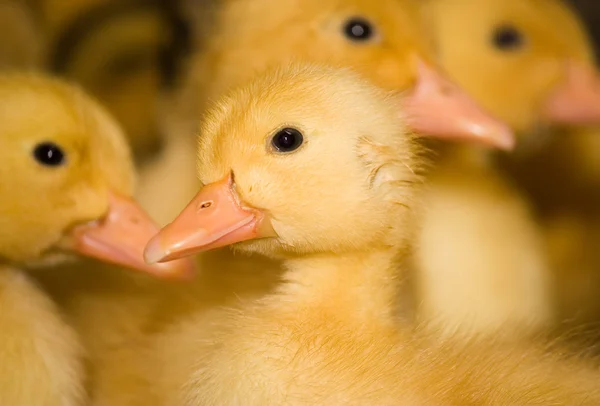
[94,64,600,405]
[0,72,135,405]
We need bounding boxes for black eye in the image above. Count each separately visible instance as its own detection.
[33,142,66,167]
[492,24,524,50]
[343,17,374,42]
[271,128,304,153]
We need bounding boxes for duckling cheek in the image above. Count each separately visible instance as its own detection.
[70,187,111,224]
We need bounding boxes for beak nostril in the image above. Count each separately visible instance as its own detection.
[200,201,213,209]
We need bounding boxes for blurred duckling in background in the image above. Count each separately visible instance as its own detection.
[0,0,44,69]
[0,73,191,405]
[124,64,600,405]
[413,0,600,337]
[139,0,513,226]
[507,124,600,331]
[43,0,191,164]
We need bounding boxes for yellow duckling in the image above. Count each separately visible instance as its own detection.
[0,73,191,405]
[139,0,513,226]
[55,1,513,398]
[412,0,600,336]
[134,64,600,405]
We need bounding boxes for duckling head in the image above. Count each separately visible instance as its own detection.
[422,0,600,134]
[146,64,422,262]
[0,74,192,277]
[192,0,513,150]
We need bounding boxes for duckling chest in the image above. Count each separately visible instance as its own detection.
[176,305,424,405]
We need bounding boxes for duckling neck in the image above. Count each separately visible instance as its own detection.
[276,248,402,326]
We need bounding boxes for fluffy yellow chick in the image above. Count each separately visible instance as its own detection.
[0,73,191,405]
[127,64,600,405]
[139,0,513,226]
[412,0,600,337]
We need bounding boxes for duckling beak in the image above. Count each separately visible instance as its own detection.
[70,193,195,278]
[144,174,272,264]
[542,61,600,125]
[402,59,515,150]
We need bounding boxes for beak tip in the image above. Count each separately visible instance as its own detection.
[497,129,516,151]
[143,237,165,265]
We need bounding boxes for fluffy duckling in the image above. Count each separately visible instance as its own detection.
[0,73,190,405]
[412,0,600,336]
[130,64,600,405]
[139,0,513,226]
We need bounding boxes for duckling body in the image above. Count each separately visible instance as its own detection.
[415,146,551,335]
[0,265,84,406]
[504,125,600,330]
[414,0,600,336]
[125,65,600,405]
[0,73,190,405]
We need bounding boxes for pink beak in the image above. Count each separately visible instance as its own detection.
[542,60,600,125]
[401,59,515,150]
[144,174,274,264]
[70,193,195,278]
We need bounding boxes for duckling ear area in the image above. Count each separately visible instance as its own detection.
[356,135,419,192]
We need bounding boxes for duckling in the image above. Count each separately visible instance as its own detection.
[0,0,44,69]
[129,64,600,405]
[139,0,514,226]
[504,124,600,330]
[0,72,190,405]
[412,0,600,336]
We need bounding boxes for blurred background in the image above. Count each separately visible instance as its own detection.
[572,0,600,53]
[0,0,597,159]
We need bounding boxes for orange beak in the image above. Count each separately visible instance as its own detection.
[542,61,600,125]
[402,59,515,150]
[144,174,273,264]
[70,193,195,278]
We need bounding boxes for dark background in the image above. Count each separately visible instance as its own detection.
[569,0,600,53]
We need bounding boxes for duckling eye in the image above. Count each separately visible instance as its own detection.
[33,142,66,167]
[271,128,304,153]
[492,25,524,51]
[343,18,374,42]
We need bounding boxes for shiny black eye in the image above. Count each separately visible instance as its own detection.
[33,142,66,167]
[343,17,374,42]
[492,25,524,50]
[271,128,304,153]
